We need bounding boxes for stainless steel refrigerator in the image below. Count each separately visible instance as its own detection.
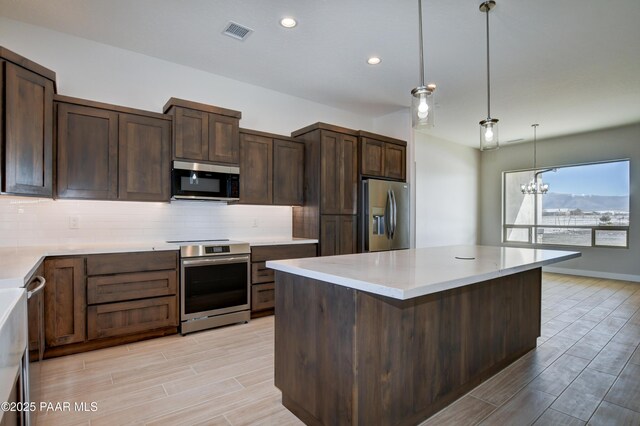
[361,179,410,252]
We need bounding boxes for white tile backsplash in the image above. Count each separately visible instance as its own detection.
[0,196,293,247]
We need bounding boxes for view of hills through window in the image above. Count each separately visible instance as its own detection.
[504,160,630,247]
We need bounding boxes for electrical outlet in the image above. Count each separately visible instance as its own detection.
[68,216,80,229]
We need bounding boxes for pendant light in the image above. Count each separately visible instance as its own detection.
[411,0,436,129]
[520,124,551,195]
[479,1,499,151]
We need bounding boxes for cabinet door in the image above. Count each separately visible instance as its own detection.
[3,62,54,196]
[208,114,239,165]
[384,143,406,181]
[320,131,341,214]
[174,107,208,161]
[239,133,273,204]
[118,114,171,201]
[57,103,118,199]
[360,137,385,177]
[273,139,304,205]
[320,215,339,256]
[320,215,357,256]
[339,215,357,255]
[340,134,358,214]
[44,257,86,347]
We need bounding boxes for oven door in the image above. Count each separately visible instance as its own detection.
[181,255,250,321]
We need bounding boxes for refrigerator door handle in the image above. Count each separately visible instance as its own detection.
[390,189,397,240]
[385,189,392,239]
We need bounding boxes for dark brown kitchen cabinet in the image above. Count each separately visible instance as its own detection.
[320,131,358,215]
[54,95,173,202]
[44,257,86,347]
[56,102,118,199]
[250,243,317,316]
[320,215,357,256]
[85,251,178,341]
[173,107,209,161]
[1,47,56,197]
[273,139,304,205]
[239,131,273,204]
[164,98,241,166]
[358,131,407,181]
[239,128,304,206]
[118,113,171,201]
[44,250,179,358]
[292,123,359,255]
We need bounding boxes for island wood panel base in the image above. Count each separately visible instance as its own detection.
[274,268,542,426]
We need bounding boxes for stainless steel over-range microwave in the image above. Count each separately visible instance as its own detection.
[171,161,240,201]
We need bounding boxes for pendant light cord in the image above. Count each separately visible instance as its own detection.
[418,0,425,86]
[533,126,537,170]
[486,7,491,119]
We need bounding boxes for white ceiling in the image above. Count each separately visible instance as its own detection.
[1,0,639,147]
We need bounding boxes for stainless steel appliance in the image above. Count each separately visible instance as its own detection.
[171,161,240,201]
[170,240,250,334]
[361,179,410,252]
[26,274,46,426]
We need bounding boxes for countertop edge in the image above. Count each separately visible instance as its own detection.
[267,250,582,300]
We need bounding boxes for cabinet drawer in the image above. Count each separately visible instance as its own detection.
[251,262,274,284]
[251,244,317,262]
[87,270,177,305]
[87,296,178,340]
[252,283,275,312]
[86,251,177,275]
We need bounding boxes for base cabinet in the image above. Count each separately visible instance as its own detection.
[43,251,179,358]
[250,244,317,316]
[320,215,357,256]
[44,257,86,347]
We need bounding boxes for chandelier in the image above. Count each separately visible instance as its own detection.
[521,124,551,195]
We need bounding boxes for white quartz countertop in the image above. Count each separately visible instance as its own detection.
[0,243,179,289]
[266,245,581,300]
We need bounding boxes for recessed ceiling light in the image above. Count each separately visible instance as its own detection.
[280,17,297,28]
[367,57,382,65]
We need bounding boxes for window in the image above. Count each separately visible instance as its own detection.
[503,160,630,248]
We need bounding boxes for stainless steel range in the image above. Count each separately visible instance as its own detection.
[168,239,251,335]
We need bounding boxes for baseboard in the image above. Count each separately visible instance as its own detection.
[543,266,640,283]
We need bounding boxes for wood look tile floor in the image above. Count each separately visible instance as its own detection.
[37,273,640,426]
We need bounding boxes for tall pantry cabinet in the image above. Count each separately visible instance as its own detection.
[291,123,358,256]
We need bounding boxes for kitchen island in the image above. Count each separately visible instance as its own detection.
[266,245,580,426]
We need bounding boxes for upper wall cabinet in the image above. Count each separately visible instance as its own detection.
[358,131,407,182]
[55,96,172,202]
[164,98,241,166]
[239,129,304,206]
[0,47,56,197]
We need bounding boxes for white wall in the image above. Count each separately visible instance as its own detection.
[0,17,378,247]
[414,133,480,247]
[479,123,640,281]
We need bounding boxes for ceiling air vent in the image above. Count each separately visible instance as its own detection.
[222,22,254,41]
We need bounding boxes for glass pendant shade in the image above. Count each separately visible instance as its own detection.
[479,118,499,151]
[411,86,434,129]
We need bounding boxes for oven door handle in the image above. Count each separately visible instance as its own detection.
[182,256,250,266]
